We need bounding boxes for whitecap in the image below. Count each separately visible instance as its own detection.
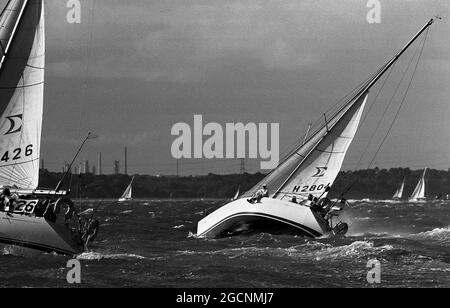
[77,252,147,260]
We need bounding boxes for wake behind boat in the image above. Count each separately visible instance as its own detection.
[197,19,437,239]
[0,0,99,255]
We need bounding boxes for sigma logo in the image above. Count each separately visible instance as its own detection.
[4,114,23,135]
[312,167,328,177]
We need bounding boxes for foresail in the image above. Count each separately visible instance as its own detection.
[0,0,44,189]
[276,94,368,200]
[243,93,368,201]
[232,186,240,200]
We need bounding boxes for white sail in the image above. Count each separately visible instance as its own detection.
[393,178,405,199]
[0,0,44,189]
[232,186,240,201]
[409,169,427,201]
[119,177,134,201]
[243,93,368,201]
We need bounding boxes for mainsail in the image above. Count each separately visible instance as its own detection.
[409,169,427,201]
[120,177,134,200]
[393,178,405,199]
[0,0,44,189]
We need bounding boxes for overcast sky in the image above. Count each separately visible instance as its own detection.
[10,0,450,175]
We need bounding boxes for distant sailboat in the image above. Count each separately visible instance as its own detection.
[231,186,240,201]
[119,177,134,202]
[393,178,405,200]
[409,168,427,202]
[197,19,437,239]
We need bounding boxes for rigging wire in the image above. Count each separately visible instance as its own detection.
[351,34,427,172]
[274,65,387,170]
[340,28,430,196]
[366,28,430,170]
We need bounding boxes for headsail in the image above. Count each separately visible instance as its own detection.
[393,178,405,199]
[232,185,240,201]
[409,169,427,201]
[0,0,44,189]
[242,93,368,201]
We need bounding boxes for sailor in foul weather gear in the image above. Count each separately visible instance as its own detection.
[247,184,269,203]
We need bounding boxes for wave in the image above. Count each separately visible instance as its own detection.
[312,241,393,261]
[77,252,147,260]
[179,240,394,261]
[120,210,133,214]
[173,224,184,229]
[187,231,198,238]
[409,227,450,243]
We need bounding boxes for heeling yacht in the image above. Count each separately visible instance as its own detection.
[0,0,98,255]
[197,19,436,239]
[409,168,428,202]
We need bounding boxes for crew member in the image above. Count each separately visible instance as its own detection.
[0,188,16,213]
[299,194,314,206]
[247,184,269,203]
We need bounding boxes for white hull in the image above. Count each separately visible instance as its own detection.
[118,198,132,202]
[197,198,330,238]
[0,212,83,255]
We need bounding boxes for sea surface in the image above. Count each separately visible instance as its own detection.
[1,199,449,288]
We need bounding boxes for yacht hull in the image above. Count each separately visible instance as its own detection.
[197,198,330,238]
[0,212,83,255]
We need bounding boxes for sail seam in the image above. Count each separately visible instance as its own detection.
[0,80,43,89]
[0,157,38,168]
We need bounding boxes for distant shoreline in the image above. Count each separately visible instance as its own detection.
[39,167,447,200]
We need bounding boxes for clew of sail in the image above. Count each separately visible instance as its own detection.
[393,178,405,199]
[0,0,44,189]
[243,93,368,201]
[409,169,427,201]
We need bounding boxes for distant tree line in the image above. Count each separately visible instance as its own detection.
[38,167,448,200]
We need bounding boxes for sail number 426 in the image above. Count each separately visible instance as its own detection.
[1,145,33,163]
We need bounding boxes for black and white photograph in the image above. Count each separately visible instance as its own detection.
[0,0,449,292]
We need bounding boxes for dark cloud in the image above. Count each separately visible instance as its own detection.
[2,0,447,174]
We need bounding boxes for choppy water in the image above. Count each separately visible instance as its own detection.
[1,199,449,288]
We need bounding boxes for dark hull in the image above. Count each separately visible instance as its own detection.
[0,211,84,255]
